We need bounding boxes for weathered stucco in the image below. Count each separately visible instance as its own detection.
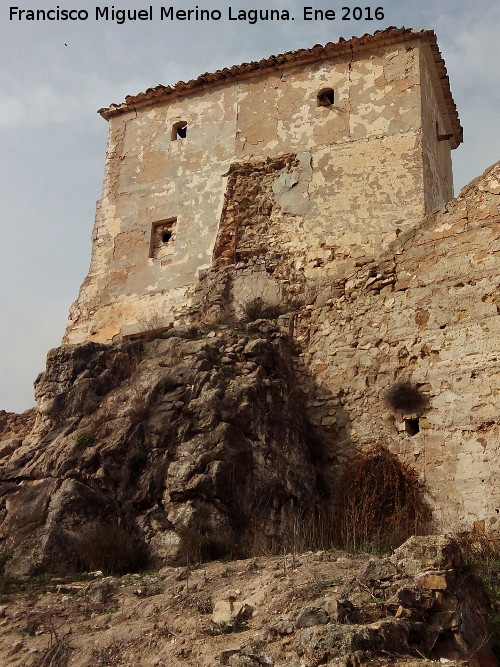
[64,35,458,344]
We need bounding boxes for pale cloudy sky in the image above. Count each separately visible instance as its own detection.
[0,0,499,412]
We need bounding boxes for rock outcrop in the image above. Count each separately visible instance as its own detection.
[0,322,321,576]
[1,152,499,662]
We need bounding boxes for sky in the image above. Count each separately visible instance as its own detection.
[0,0,499,413]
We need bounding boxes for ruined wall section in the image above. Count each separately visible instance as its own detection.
[64,39,451,344]
[298,161,500,532]
[193,40,438,320]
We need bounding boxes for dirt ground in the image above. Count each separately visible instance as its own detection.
[0,548,472,667]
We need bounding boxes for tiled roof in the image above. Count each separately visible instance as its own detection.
[98,27,462,146]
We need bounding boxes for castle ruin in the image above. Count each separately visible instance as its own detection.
[61,27,500,535]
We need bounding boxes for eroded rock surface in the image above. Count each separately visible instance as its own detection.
[0,322,320,576]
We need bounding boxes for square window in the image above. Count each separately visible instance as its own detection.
[149,218,177,259]
[171,121,187,141]
[317,88,335,107]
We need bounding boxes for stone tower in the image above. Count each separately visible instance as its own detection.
[64,27,461,344]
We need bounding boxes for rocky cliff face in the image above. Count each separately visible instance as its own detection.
[2,164,500,577]
[0,321,323,577]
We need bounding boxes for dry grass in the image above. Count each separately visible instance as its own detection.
[175,524,234,566]
[242,297,282,322]
[77,522,148,575]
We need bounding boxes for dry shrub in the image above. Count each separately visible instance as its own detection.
[176,524,234,565]
[456,533,500,653]
[78,522,148,575]
[128,388,149,423]
[384,381,427,413]
[334,445,432,552]
[457,532,500,563]
[243,297,282,322]
[34,640,72,667]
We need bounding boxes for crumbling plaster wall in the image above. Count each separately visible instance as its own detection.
[64,39,451,344]
[232,40,432,286]
[297,162,500,532]
[65,85,237,343]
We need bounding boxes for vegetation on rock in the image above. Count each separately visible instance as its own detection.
[383,381,427,414]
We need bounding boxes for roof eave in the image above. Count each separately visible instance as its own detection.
[98,27,462,147]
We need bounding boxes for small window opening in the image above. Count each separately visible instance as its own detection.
[171,121,187,141]
[149,218,177,259]
[404,418,420,436]
[317,88,335,107]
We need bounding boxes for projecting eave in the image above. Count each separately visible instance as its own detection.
[98,26,463,147]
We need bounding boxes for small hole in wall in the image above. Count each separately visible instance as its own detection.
[405,418,420,436]
[162,231,172,243]
[316,88,335,107]
[171,121,187,140]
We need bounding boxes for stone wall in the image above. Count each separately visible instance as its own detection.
[420,45,454,212]
[299,162,500,532]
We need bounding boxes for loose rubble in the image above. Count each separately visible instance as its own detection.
[0,537,494,666]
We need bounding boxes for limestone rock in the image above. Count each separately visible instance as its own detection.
[212,597,253,624]
[319,598,355,623]
[217,645,273,666]
[295,606,329,629]
[359,557,398,582]
[0,325,318,576]
[391,536,463,575]
[415,572,449,590]
[261,613,297,639]
[294,623,380,661]
[86,578,117,605]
